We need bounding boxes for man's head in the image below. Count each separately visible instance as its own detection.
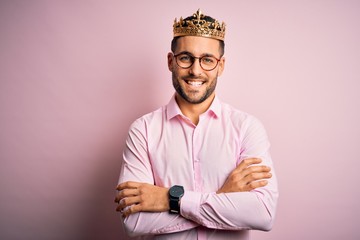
[168,9,226,105]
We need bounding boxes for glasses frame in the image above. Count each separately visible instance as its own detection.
[173,52,222,71]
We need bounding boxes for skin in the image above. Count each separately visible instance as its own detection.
[168,36,225,125]
[115,36,272,217]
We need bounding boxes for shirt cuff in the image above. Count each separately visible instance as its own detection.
[180,190,202,221]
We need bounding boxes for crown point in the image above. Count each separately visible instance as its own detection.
[194,9,204,21]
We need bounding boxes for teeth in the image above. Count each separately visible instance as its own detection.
[187,81,203,86]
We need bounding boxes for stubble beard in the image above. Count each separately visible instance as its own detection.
[172,72,217,104]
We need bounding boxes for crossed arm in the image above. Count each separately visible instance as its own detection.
[115,158,272,217]
[115,116,278,236]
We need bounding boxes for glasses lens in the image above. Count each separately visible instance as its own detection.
[175,54,193,68]
[200,56,218,71]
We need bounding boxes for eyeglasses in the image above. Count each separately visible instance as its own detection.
[173,52,221,71]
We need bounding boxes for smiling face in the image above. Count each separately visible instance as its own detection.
[168,36,225,106]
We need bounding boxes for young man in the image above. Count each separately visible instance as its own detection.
[115,9,278,240]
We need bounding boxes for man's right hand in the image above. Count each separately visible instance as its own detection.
[217,158,272,194]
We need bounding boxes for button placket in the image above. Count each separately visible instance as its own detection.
[192,125,203,192]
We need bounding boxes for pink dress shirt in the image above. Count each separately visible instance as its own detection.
[119,95,278,240]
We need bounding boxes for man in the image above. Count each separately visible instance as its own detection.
[115,9,278,240]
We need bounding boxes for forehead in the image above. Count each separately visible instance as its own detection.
[175,36,221,56]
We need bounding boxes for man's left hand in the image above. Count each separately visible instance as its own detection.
[115,181,169,217]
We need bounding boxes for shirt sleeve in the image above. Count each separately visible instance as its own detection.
[180,116,279,231]
[118,118,199,237]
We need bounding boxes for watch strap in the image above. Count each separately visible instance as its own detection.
[169,197,180,213]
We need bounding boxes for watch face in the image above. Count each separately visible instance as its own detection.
[170,185,184,197]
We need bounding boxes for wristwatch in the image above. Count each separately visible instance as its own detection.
[168,185,184,214]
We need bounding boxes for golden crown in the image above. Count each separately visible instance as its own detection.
[173,9,226,41]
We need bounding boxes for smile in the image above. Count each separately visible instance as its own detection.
[185,80,204,87]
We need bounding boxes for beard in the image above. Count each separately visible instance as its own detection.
[172,72,218,104]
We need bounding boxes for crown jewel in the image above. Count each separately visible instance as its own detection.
[173,9,226,41]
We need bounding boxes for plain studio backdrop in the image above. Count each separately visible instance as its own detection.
[0,1,359,239]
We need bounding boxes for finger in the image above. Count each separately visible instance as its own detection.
[122,204,143,218]
[243,180,268,191]
[116,196,141,212]
[234,158,262,173]
[243,172,272,185]
[116,181,140,191]
[241,165,271,178]
[114,188,139,203]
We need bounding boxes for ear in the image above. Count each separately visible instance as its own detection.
[167,52,174,72]
[217,57,225,77]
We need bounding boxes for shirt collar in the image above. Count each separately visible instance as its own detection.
[166,94,183,120]
[166,94,221,120]
[208,96,221,118]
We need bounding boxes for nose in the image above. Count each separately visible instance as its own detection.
[189,58,203,76]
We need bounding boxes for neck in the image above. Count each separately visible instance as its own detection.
[175,93,215,125]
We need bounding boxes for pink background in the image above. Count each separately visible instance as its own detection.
[1,1,359,239]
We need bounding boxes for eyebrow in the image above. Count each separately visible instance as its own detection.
[175,51,217,58]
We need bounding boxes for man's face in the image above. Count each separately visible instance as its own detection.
[167,36,225,105]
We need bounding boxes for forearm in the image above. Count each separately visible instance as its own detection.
[180,185,278,231]
[117,181,199,236]
[122,211,198,237]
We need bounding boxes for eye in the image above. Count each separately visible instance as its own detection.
[178,54,192,62]
[202,57,215,64]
